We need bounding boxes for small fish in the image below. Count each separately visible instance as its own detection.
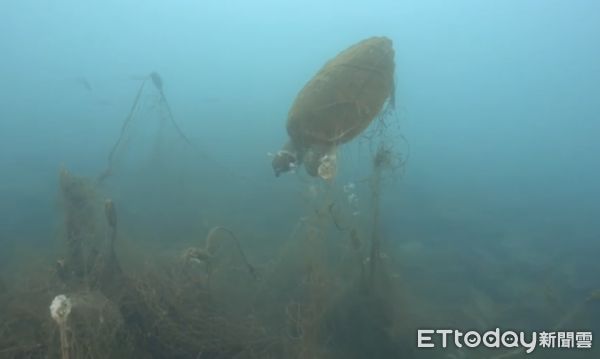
[149,71,163,92]
[75,76,92,91]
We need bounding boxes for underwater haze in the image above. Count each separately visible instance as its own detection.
[1,0,599,358]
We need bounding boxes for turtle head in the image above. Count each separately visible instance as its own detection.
[272,149,298,177]
[272,141,299,177]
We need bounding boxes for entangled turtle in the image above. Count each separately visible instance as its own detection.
[272,36,395,179]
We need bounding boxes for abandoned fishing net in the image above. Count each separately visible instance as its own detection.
[95,72,250,238]
[95,72,218,239]
[99,72,191,183]
[0,167,271,359]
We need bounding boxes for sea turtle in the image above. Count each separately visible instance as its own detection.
[272,36,395,179]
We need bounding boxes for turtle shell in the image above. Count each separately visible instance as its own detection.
[287,37,395,149]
